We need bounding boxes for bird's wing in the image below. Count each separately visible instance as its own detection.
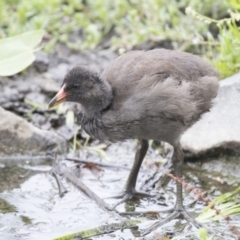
[101,49,218,124]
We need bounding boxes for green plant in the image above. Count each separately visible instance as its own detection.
[0,0,228,52]
[197,228,212,240]
[1,1,239,77]
[196,187,240,223]
[0,30,44,76]
[186,6,240,78]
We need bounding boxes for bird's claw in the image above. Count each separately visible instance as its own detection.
[142,208,204,236]
[108,189,153,210]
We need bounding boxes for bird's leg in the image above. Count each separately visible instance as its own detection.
[142,143,203,236]
[173,144,184,210]
[123,139,149,195]
[51,160,68,197]
[111,139,152,209]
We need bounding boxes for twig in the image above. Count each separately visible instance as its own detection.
[65,157,132,171]
[51,168,68,197]
[119,209,172,216]
[58,162,119,217]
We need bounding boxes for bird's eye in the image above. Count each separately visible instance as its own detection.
[72,84,79,88]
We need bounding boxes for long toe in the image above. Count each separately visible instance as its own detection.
[109,189,153,210]
[111,192,133,210]
[118,207,175,216]
[142,210,181,236]
[182,210,204,229]
[142,208,204,237]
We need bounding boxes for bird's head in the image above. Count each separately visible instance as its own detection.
[48,66,102,109]
[48,65,112,116]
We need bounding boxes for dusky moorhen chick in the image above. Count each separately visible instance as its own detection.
[48,49,219,233]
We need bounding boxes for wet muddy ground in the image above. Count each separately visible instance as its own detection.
[0,47,240,240]
[0,141,240,240]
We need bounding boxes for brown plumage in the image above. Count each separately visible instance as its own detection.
[99,49,218,143]
[48,49,219,234]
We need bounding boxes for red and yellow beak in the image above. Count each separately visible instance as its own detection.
[47,84,67,109]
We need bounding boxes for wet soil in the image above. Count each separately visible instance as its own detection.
[0,46,240,240]
[0,141,240,240]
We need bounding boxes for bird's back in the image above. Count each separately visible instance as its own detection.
[100,49,219,143]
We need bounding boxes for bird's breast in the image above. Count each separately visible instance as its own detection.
[78,113,107,142]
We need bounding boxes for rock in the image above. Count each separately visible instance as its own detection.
[1,86,23,103]
[17,81,32,94]
[34,51,49,72]
[25,92,46,105]
[0,106,67,157]
[32,113,51,130]
[56,125,79,141]
[48,63,70,83]
[181,73,240,157]
[220,72,240,87]
[35,74,60,94]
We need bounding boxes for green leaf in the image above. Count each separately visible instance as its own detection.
[197,187,240,223]
[16,29,45,48]
[197,228,211,240]
[0,29,44,76]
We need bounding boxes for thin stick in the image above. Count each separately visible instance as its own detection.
[65,157,132,170]
[51,169,68,197]
[119,209,173,216]
[59,163,120,218]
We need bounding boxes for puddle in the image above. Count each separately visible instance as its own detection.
[0,141,240,240]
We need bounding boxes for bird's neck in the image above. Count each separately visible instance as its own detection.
[78,78,112,141]
[82,78,113,120]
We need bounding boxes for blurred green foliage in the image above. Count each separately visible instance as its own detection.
[0,0,228,50]
[196,186,240,223]
[187,5,240,77]
[0,0,239,77]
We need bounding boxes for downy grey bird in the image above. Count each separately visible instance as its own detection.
[48,49,219,233]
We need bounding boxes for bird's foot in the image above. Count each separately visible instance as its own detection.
[118,207,174,216]
[108,189,153,210]
[142,208,203,236]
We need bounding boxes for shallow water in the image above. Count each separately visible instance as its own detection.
[0,140,240,240]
